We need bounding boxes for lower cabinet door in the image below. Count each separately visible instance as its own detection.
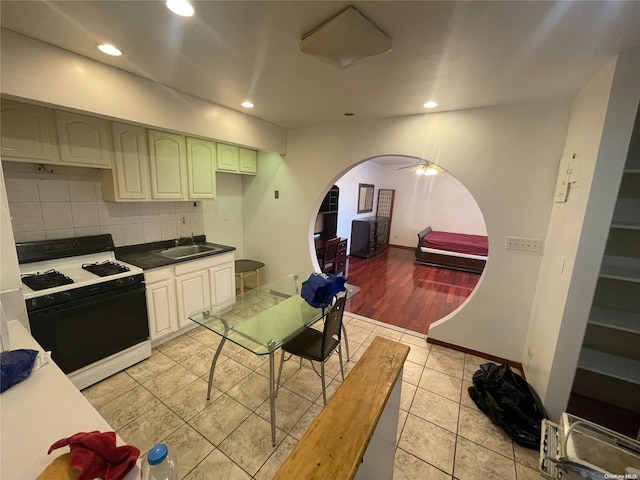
[175,270,211,329]
[146,278,178,341]
[209,261,235,305]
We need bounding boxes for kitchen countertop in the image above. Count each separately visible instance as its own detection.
[0,320,139,480]
[116,236,235,270]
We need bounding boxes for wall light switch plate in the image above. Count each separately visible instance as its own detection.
[505,236,543,252]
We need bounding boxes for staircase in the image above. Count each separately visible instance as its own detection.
[568,107,640,440]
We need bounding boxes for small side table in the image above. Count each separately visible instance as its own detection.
[235,259,265,294]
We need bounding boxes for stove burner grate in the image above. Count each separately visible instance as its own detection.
[21,269,74,291]
[82,260,131,277]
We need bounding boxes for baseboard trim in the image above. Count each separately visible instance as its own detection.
[388,244,413,250]
[426,337,524,377]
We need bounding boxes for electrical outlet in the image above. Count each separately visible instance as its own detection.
[505,236,543,252]
[180,215,186,225]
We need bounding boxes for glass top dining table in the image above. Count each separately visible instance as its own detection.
[188,272,360,446]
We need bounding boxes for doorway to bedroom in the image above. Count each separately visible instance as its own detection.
[314,154,487,336]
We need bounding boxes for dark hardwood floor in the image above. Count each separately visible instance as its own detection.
[344,246,481,335]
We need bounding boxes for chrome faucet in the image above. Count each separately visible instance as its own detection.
[175,233,195,246]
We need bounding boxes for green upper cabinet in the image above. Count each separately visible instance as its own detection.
[186,137,217,199]
[0,99,60,163]
[239,147,257,175]
[216,143,239,172]
[216,142,257,175]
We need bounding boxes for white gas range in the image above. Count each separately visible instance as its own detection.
[16,235,151,390]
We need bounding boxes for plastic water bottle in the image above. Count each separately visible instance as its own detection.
[141,443,178,480]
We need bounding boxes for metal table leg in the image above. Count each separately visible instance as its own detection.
[269,350,276,446]
[207,337,227,400]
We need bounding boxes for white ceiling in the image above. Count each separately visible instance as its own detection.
[1,1,640,130]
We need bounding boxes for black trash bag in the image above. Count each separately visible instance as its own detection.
[468,362,547,449]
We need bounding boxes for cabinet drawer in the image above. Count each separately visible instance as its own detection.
[173,252,234,276]
[144,266,173,283]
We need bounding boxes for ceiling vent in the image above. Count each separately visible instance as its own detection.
[300,7,391,69]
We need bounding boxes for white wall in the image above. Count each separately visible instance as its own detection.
[243,103,571,361]
[524,53,640,420]
[240,150,300,273]
[378,164,486,247]
[0,30,286,154]
[335,161,383,252]
[334,160,486,251]
[203,173,245,257]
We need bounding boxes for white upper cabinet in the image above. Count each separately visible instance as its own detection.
[2,100,259,196]
[0,99,60,163]
[102,122,151,201]
[186,137,217,199]
[55,110,113,168]
[216,143,257,175]
[239,147,257,175]
[148,130,188,200]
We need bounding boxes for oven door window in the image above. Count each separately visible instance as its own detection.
[28,285,149,374]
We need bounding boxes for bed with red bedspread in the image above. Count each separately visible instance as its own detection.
[415,226,488,273]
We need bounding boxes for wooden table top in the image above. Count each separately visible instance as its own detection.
[272,336,410,480]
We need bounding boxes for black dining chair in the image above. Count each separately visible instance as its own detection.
[276,295,346,405]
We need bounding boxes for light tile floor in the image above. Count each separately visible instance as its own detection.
[82,313,541,479]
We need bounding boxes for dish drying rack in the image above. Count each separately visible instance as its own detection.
[541,413,640,479]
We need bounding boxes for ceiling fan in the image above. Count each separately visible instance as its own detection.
[396,160,439,176]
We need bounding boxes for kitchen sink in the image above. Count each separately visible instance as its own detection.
[155,244,223,260]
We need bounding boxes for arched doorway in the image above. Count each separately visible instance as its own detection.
[311,154,488,335]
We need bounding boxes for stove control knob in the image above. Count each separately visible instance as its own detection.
[127,276,135,284]
[60,292,72,301]
[115,279,124,287]
[43,295,55,304]
[30,298,39,308]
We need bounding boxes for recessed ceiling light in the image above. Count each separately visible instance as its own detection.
[241,101,254,109]
[166,0,194,17]
[423,101,438,109]
[97,43,122,56]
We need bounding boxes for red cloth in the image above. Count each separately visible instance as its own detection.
[48,431,139,480]
[422,230,489,256]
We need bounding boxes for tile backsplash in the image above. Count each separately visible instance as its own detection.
[3,162,204,246]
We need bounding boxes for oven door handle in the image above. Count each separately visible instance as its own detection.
[29,284,146,314]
